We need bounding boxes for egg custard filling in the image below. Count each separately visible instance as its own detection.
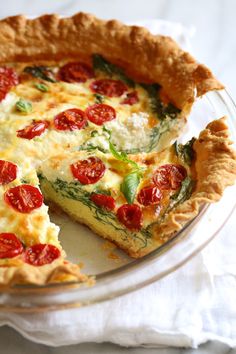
[0,13,235,287]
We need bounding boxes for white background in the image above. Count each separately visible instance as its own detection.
[0,1,236,353]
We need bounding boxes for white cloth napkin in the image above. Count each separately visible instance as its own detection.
[0,19,236,348]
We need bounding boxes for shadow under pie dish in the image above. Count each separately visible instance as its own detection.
[0,13,235,291]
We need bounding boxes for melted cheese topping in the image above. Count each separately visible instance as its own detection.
[0,59,187,263]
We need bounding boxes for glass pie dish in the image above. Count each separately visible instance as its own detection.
[0,89,235,313]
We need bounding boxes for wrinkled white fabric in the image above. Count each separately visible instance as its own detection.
[0,20,235,348]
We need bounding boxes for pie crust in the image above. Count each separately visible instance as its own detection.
[150,117,236,255]
[0,13,223,109]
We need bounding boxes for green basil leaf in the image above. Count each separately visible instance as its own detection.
[24,66,56,83]
[35,83,49,92]
[93,54,135,87]
[15,98,32,114]
[108,139,139,170]
[120,171,141,204]
[109,140,128,161]
[174,137,196,166]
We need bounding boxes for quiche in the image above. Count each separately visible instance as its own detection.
[0,13,235,288]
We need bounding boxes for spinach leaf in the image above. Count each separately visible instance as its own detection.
[90,130,99,137]
[148,118,174,152]
[24,66,56,83]
[93,54,135,87]
[165,177,194,215]
[20,178,29,184]
[174,137,196,166]
[78,143,108,154]
[124,117,178,154]
[141,83,180,120]
[94,93,104,104]
[120,171,141,204]
[15,98,32,114]
[164,103,181,119]
[94,188,111,196]
[141,83,162,116]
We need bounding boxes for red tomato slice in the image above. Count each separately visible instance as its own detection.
[54,108,87,131]
[90,79,127,97]
[24,244,61,266]
[4,185,43,213]
[90,193,115,211]
[57,62,94,83]
[121,91,139,105]
[153,164,187,190]
[0,233,24,259]
[71,157,106,185]
[86,104,116,126]
[0,67,19,102]
[0,160,17,185]
[117,204,143,231]
[137,185,162,206]
[17,120,50,140]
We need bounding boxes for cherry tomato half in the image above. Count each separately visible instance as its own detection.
[4,185,43,213]
[0,67,19,102]
[54,108,87,131]
[0,233,24,259]
[0,160,17,185]
[17,120,50,140]
[117,204,143,231]
[86,103,116,126]
[90,79,127,97]
[90,193,115,211]
[137,185,162,206]
[24,243,61,266]
[71,157,106,185]
[153,164,187,190]
[57,62,94,83]
[121,91,139,105]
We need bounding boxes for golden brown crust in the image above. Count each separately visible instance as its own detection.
[154,117,236,239]
[0,259,89,289]
[0,13,223,109]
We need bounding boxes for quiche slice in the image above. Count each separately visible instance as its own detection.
[0,13,235,287]
[0,170,88,286]
[39,117,236,258]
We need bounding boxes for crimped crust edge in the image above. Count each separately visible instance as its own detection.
[0,12,224,109]
[154,117,236,239]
